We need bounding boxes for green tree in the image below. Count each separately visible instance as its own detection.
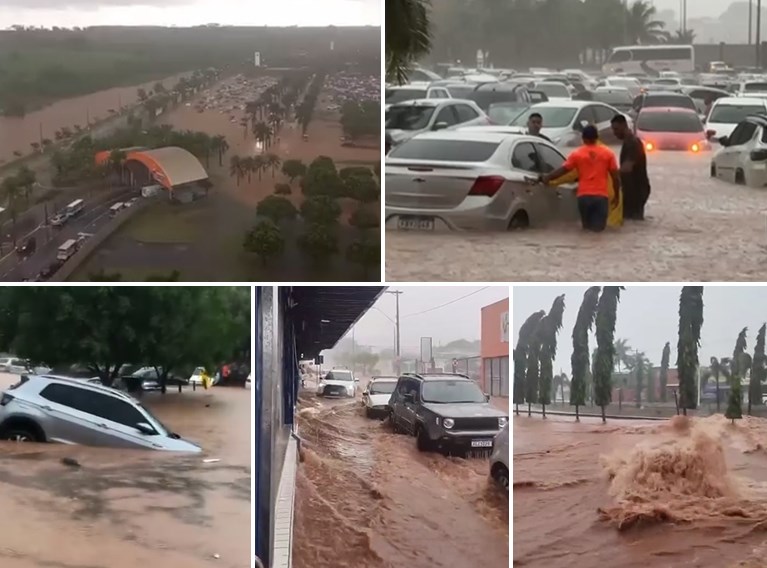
[513,310,545,416]
[750,324,766,414]
[282,159,307,184]
[613,338,631,373]
[298,224,339,266]
[570,286,600,421]
[646,357,655,404]
[538,295,565,419]
[659,342,671,403]
[265,153,281,177]
[593,286,623,423]
[301,195,342,225]
[525,318,543,417]
[626,0,668,44]
[243,220,285,266]
[677,286,704,415]
[634,352,646,407]
[350,204,380,231]
[710,356,726,412]
[275,182,292,195]
[257,195,298,224]
[726,374,743,424]
[727,329,749,424]
[386,0,433,84]
[346,235,380,280]
[344,173,379,202]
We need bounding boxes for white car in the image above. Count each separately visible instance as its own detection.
[704,97,767,140]
[533,81,571,102]
[384,83,452,111]
[490,422,509,492]
[362,377,398,418]
[711,114,767,187]
[316,369,357,398]
[188,366,206,385]
[386,98,490,148]
[0,357,29,374]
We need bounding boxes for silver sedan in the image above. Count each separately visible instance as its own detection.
[385,130,579,231]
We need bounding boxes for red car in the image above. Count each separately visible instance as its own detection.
[634,106,710,153]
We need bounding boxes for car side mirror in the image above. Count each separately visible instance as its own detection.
[719,136,729,147]
[354,378,360,382]
[136,422,157,436]
[403,392,415,403]
[433,121,449,131]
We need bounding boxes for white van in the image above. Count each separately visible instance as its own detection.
[57,239,79,261]
[109,202,124,217]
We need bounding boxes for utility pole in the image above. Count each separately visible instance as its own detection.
[385,289,403,374]
[751,0,754,45]
[351,325,355,377]
[758,0,763,69]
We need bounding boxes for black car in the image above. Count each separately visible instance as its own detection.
[16,237,36,257]
[388,372,508,455]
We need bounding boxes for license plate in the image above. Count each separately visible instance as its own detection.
[471,440,493,448]
[397,215,435,231]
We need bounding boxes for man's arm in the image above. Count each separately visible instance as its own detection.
[620,137,640,173]
[542,152,577,184]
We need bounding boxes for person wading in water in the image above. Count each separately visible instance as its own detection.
[610,114,651,220]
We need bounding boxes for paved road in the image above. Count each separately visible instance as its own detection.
[0,187,137,281]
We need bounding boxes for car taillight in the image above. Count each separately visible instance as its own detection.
[0,393,14,406]
[750,149,767,161]
[468,175,505,197]
[645,141,655,152]
[691,143,701,153]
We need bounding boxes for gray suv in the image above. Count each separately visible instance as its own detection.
[0,375,201,452]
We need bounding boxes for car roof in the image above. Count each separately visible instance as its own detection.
[639,106,698,114]
[643,91,690,97]
[370,377,398,382]
[530,100,595,109]
[414,374,473,381]
[388,98,455,107]
[30,374,133,400]
[714,96,767,106]
[408,130,531,144]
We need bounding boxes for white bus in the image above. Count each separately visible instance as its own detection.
[57,239,79,261]
[64,199,85,218]
[602,45,695,76]
[109,202,124,216]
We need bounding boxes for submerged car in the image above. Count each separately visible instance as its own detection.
[385,130,579,231]
[711,113,767,187]
[317,369,357,398]
[490,423,510,492]
[362,376,398,418]
[388,372,508,455]
[635,107,709,153]
[0,375,201,452]
[385,98,489,148]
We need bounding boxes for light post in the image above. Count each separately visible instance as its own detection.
[758,0,764,69]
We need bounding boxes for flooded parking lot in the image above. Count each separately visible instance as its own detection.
[386,149,767,282]
[0,374,249,568]
[292,384,508,568]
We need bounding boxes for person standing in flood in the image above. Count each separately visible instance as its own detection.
[610,114,651,220]
[527,112,552,142]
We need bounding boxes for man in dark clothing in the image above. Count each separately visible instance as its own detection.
[611,114,651,220]
[527,113,552,142]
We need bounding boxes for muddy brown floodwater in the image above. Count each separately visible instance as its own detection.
[292,386,508,568]
[0,374,250,568]
[513,413,767,568]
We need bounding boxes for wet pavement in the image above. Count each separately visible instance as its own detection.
[0,373,250,568]
[386,148,767,282]
[292,381,508,568]
[514,414,767,568]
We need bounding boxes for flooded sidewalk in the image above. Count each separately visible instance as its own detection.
[0,383,250,568]
[292,392,508,568]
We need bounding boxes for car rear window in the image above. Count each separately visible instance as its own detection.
[744,83,767,92]
[386,105,436,131]
[388,139,500,162]
[385,88,428,104]
[644,95,696,111]
[709,104,766,124]
[593,91,633,106]
[637,111,703,133]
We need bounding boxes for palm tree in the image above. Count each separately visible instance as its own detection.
[16,166,36,203]
[750,323,766,414]
[709,356,725,412]
[1,177,21,245]
[594,286,624,423]
[253,122,272,149]
[230,155,243,186]
[570,286,600,421]
[613,338,631,373]
[632,351,647,407]
[677,286,704,415]
[626,0,668,45]
[253,155,266,181]
[666,29,696,44]
[266,153,281,178]
[386,0,433,85]
[109,149,127,185]
[212,135,229,166]
[659,342,671,403]
[513,310,546,416]
[524,311,546,417]
[538,295,566,419]
[241,157,255,183]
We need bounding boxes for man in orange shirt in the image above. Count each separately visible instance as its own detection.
[541,125,621,232]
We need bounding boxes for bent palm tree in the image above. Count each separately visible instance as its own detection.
[570,287,600,421]
[594,286,624,423]
[538,295,566,419]
[513,310,545,416]
[677,286,704,414]
[386,0,432,85]
[750,323,766,414]
[626,0,668,44]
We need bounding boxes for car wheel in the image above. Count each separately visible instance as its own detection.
[508,211,529,231]
[416,426,432,452]
[2,428,41,443]
[389,411,400,433]
[735,168,746,185]
[492,463,510,492]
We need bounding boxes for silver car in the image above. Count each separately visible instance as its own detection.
[490,422,509,492]
[385,130,578,231]
[386,98,490,149]
[0,375,201,452]
[509,100,629,146]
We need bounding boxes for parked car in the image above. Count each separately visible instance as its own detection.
[490,422,510,492]
[385,130,578,231]
[635,107,710,153]
[711,114,767,187]
[0,375,201,451]
[704,97,767,141]
[16,237,36,257]
[385,98,489,148]
[362,377,398,418]
[509,100,629,146]
[385,83,452,110]
[316,369,357,398]
[387,372,508,454]
[629,92,698,120]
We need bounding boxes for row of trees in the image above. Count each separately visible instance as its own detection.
[0,287,250,392]
[340,100,380,141]
[0,165,36,244]
[229,153,283,185]
[386,0,694,83]
[243,156,380,278]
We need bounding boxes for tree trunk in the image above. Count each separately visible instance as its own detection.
[515,403,519,416]
[575,405,580,422]
[527,402,531,417]
[601,405,606,424]
[716,381,721,412]
[542,404,546,419]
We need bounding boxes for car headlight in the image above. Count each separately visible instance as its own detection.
[443,418,454,429]
[498,417,508,428]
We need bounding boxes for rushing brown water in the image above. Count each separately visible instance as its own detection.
[0,374,250,568]
[0,73,189,165]
[293,384,508,568]
[514,414,767,568]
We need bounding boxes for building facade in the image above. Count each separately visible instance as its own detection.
[480,297,510,397]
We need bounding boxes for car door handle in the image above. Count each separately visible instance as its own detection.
[97,423,108,429]
[41,405,52,411]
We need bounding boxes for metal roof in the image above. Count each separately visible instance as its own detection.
[289,287,385,359]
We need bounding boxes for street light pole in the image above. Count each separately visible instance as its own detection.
[750,0,754,45]
[758,0,763,69]
[385,289,403,374]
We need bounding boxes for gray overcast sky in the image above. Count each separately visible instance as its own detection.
[513,286,767,373]
[652,0,728,18]
[346,286,509,352]
[1,0,380,26]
